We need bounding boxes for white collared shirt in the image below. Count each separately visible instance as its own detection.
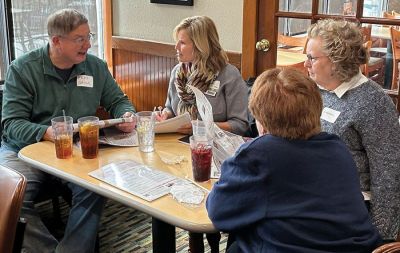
[318,70,369,98]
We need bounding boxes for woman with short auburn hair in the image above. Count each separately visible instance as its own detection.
[207,67,381,253]
[249,68,322,139]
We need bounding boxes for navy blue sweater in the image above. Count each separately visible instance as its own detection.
[206,132,381,253]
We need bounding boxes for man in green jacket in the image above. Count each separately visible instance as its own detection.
[0,9,136,253]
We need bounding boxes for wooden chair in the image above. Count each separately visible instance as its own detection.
[383,11,399,19]
[0,165,27,253]
[390,27,400,90]
[384,87,400,113]
[361,26,385,85]
[277,34,308,54]
[383,12,400,30]
[373,241,400,252]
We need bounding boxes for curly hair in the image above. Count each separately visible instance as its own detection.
[249,68,322,140]
[307,19,368,82]
[173,16,228,77]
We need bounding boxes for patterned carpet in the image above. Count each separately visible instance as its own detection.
[37,198,228,253]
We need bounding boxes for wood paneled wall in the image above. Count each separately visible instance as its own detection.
[111,36,242,112]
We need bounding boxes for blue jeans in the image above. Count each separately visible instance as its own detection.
[0,144,105,253]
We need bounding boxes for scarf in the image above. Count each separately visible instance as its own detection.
[175,63,217,120]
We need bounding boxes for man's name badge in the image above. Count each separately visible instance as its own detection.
[321,107,341,123]
[77,75,93,88]
[205,80,220,96]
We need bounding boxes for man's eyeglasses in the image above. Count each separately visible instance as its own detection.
[306,54,326,64]
[60,33,95,46]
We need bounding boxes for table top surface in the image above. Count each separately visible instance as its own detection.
[18,133,217,233]
[372,26,391,40]
[277,50,307,67]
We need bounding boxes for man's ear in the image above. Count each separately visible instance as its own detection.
[50,36,61,47]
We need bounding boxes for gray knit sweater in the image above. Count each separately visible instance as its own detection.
[320,79,400,240]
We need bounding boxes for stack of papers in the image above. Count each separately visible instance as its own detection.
[155,112,191,133]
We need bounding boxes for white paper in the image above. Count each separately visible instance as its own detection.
[212,128,245,179]
[155,112,191,134]
[73,117,135,133]
[210,159,220,179]
[187,85,214,138]
[99,127,138,147]
[89,160,180,201]
[186,85,244,179]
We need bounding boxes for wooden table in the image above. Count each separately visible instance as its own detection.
[371,26,391,40]
[18,134,216,233]
[277,50,308,73]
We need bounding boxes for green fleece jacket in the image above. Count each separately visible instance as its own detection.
[2,44,135,151]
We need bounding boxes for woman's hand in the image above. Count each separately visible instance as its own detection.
[155,110,169,122]
[177,122,192,135]
[115,112,136,133]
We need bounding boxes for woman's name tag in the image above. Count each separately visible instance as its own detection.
[321,107,341,123]
[205,80,220,97]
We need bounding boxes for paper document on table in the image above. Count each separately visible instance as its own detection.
[187,85,244,177]
[89,160,181,201]
[188,85,214,139]
[72,118,135,133]
[155,112,191,134]
[99,127,138,146]
[210,159,220,179]
[212,127,245,178]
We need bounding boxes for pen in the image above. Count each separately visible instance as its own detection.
[157,106,163,115]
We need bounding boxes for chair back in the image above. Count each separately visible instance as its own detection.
[361,25,372,42]
[384,11,397,19]
[277,34,308,54]
[390,27,400,90]
[0,165,27,253]
[361,41,372,75]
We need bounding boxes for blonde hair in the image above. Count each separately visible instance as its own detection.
[307,19,368,82]
[249,68,322,140]
[173,16,228,76]
[47,9,88,37]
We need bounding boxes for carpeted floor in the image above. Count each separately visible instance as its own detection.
[36,198,228,253]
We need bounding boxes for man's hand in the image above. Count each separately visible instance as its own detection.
[42,126,55,142]
[115,112,136,133]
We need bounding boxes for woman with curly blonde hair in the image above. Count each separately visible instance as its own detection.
[305,19,400,241]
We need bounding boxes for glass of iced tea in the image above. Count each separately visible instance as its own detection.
[189,136,213,182]
[51,116,73,159]
[78,116,99,159]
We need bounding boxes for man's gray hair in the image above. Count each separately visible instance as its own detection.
[47,9,88,37]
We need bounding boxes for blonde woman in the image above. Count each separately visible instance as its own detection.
[156,16,249,136]
[154,16,249,253]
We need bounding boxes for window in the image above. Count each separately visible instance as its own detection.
[0,0,103,81]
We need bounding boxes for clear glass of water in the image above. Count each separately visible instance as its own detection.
[136,111,156,152]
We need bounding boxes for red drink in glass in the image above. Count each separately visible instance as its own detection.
[191,143,212,182]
